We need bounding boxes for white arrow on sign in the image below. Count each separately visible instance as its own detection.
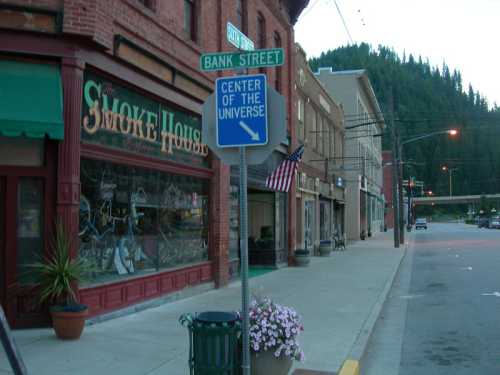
[239,121,260,141]
[482,291,500,297]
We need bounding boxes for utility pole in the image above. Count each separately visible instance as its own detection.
[398,135,405,245]
[389,89,400,247]
[407,177,412,230]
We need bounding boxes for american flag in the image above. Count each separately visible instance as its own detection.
[265,145,305,192]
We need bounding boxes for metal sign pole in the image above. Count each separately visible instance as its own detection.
[239,146,250,375]
[0,306,29,375]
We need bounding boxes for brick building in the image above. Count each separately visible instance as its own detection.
[294,44,345,254]
[0,0,308,327]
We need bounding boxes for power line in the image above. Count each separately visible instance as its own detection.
[332,0,354,44]
[298,0,322,20]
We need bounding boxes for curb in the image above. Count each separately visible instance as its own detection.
[338,233,413,375]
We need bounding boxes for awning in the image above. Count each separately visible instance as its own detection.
[0,60,63,139]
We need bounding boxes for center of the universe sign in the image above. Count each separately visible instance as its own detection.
[216,74,268,148]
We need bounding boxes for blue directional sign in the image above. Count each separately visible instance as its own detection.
[216,74,268,148]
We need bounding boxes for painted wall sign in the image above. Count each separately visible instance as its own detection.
[81,73,209,168]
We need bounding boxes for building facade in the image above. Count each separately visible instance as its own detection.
[315,69,385,241]
[0,0,308,328]
[295,45,345,254]
[382,150,394,229]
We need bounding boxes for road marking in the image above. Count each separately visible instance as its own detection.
[482,292,500,297]
[239,121,260,140]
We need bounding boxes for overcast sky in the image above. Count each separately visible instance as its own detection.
[295,0,500,108]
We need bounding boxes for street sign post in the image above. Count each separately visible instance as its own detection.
[1,306,28,375]
[202,35,286,373]
[227,22,254,51]
[216,74,267,148]
[200,48,284,72]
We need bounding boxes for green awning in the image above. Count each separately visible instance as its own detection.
[0,60,63,140]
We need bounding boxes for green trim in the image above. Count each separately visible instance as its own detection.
[0,60,64,140]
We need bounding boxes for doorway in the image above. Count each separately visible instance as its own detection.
[0,178,5,315]
[304,200,315,253]
[0,176,49,327]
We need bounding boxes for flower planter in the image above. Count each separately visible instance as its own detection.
[251,350,293,375]
[319,242,332,257]
[294,249,310,267]
[51,305,88,340]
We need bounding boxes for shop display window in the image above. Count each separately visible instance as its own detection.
[79,159,208,285]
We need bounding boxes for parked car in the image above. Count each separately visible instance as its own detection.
[415,218,428,230]
[490,216,500,229]
[478,217,489,228]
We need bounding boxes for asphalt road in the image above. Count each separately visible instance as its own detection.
[363,223,500,375]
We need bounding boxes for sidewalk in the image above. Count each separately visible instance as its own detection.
[1,231,405,375]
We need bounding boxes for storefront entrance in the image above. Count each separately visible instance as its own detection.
[0,178,5,316]
[0,174,50,327]
[304,200,315,252]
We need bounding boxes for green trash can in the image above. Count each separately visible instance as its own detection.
[180,311,241,375]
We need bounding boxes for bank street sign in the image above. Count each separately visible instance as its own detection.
[216,74,267,148]
[200,48,284,72]
[227,22,254,51]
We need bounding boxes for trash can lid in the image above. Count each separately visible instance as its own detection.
[195,311,239,324]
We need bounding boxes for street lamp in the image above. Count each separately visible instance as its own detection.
[441,165,458,197]
[396,128,458,243]
[400,129,458,146]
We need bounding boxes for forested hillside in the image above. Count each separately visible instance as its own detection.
[309,43,500,196]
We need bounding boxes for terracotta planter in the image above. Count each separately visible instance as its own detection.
[51,306,88,340]
[251,350,293,375]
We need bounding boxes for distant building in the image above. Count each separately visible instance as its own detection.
[382,151,394,229]
[315,69,385,241]
[294,45,346,254]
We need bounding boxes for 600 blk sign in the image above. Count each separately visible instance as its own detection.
[81,74,209,167]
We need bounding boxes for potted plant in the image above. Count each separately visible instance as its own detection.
[31,221,89,340]
[249,296,305,375]
[294,249,310,267]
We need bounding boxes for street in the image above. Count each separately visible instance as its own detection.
[364,223,500,375]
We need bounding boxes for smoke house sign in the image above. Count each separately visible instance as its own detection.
[81,73,209,168]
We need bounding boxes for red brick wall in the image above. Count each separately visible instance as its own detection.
[383,151,394,229]
[4,0,299,283]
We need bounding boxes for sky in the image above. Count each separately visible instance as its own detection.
[295,0,500,108]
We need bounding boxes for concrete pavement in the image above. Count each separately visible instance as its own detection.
[1,231,405,375]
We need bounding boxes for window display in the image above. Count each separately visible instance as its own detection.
[79,158,209,285]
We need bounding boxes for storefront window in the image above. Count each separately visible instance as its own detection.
[79,159,209,285]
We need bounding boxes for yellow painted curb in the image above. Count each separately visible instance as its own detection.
[338,359,360,375]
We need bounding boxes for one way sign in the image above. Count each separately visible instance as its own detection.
[216,74,268,148]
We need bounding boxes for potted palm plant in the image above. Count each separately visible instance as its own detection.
[32,221,89,340]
